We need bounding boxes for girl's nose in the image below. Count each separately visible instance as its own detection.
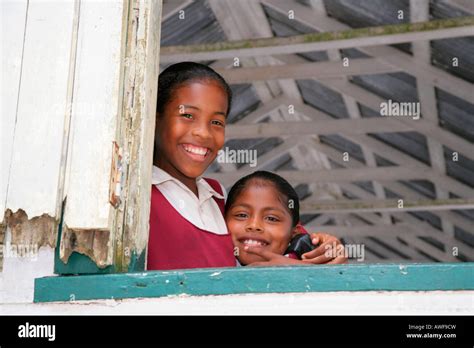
[245,217,264,233]
[191,121,212,140]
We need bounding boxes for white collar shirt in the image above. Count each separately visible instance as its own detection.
[151,166,229,235]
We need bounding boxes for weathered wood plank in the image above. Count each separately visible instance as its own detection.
[5,1,75,219]
[55,0,162,273]
[34,263,474,302]
[113,0,163,272]
[63,0,124,229]
[0,0,28,224]
[59,0,125,268]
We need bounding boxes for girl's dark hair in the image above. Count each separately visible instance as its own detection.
[225,171,300,227]
[156,61,233,116]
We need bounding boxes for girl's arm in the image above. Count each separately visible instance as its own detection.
[244,232,348,266]
[300,232,348,264]
[243,246,310,266]
[245,237,347,266]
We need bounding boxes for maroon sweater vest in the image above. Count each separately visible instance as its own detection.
[147,178,236,270]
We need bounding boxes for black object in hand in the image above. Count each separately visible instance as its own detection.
[285,234,316,259]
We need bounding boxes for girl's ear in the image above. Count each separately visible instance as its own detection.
[291,222,307,238]
[291,225,301,238]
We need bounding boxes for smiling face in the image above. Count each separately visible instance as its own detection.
[155,80,228,189]
[225,180,297,265]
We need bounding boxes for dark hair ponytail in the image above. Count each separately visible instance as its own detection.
[156,61,232,116]
[225,171,300,227]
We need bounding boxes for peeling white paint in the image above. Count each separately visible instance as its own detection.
[3,1,76,220]
[63,0,124,231]
[1,0,28,225]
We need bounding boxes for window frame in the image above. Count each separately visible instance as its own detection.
[46,1,474,303]
[54,0,161,275]
[35,263,474,302]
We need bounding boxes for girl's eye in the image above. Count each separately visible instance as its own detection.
[211,120,225,127]
[180,113,193,119]
[265,216,280,222]
[234,213,248,219]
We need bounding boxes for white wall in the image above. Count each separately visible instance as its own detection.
[1,290,473,315]
[0,228,55,304]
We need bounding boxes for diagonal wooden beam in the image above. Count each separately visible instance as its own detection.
[386,181,473,234]
[161,0,193,22]
[314,183,466,261]
[160,16,474,62]
[324,78,474,159]
[275,52,473,160]
[208,0,278,174]
[449,0,474,13]
[304,143,473,259]
[205,0,474,260]
[329,213,433,262]
[261,0,474,103]
[290,98,474,198]
[236,95,290,124]
[220,93,473,198]
[309,0,393,225]
[208,0,341,202]
[221,102,472,261]
[334,214,427,261]
[300,138,472,260]
[308,137,474,235]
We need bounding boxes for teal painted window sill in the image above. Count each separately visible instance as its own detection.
[34,263,474,303]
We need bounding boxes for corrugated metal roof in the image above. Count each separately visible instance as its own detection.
[159,0,474,262]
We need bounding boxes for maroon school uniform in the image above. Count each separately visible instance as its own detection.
[147,177,236,270]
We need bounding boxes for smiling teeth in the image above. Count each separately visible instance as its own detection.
[183,144,208,156]
[243,239,267,246]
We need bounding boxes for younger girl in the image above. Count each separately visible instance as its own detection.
[147,62,345,270]
[225,171,330,266]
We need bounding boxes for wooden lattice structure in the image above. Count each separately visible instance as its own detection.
[160,0,474,263]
